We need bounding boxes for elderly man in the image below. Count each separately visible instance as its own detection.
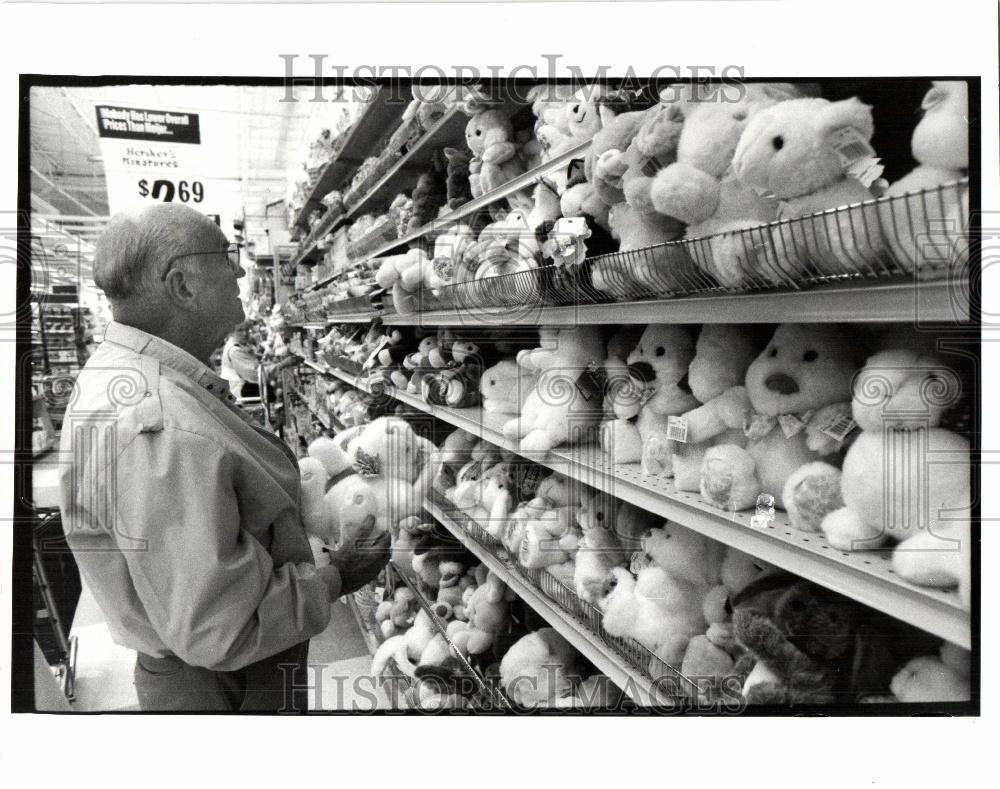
[59,204,388,711]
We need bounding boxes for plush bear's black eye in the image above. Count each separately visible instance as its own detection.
[655,346,665,357]
[490,379,496,386]
[768,347,778,358]
[803,350,818,362]
[572,104,580,114]
[772,135,784,151]
[475,129,482,136]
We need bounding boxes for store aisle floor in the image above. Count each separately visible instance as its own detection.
[65,580,392,711]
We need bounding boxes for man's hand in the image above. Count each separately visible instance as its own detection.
[325,531,391,598]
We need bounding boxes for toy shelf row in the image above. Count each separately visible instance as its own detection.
[287,386,342,433]
[290,87,404,238]
[304,143,592,294]
[380,279,968,326]
[291,106,469,267]
[424,497,682,708]
[306,359,970,650]
[390,561,512,711]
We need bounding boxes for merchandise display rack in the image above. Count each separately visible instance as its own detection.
[289,87,404,241]
[282,79,977,711]
[390,561,512,711]
[424,497,685,707]
[309,362,969,649]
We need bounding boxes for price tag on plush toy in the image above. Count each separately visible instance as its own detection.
[641,436,670,476]
[544,217,591,269]
[630,550,652,574]
[819,413,858,443]
[666,416,689,443]
[828,126,884,189]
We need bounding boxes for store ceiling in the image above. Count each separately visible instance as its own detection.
[29,84,322,254]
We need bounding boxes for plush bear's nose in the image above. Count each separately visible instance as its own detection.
[765,373,799,395]
[628,361,655,384]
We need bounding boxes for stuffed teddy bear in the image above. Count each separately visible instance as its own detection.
[881,81,969,277]
[449,568,516,659]
[649,82,805,289]
[600,324,700,465]
[502,326,606,453]
[700,324,857,514]
[406,149,449,233]
[431,427,479,492]
[604,100,687,249]
[733,581,861,704]
[732,95,885,280]
[426,223,479,304]
[443,147,474,210]
[499,628,581,707]
[806,349,970,605]
[643,324,765,491]
[464,107,532,210]
[890,641,971,703]
[679,547,787,704]
[479,358,535,416]
[375,586,419,640]
[599,562,708,668]
[573,489,629,603]
[625,522,724,668]
[430,559,471,621]
[375,248,432,315]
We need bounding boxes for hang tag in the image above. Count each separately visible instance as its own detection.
[639,155,664,178]
[546,217,591,269]
[778,410,813,439]
[829,126,877,168]
[642,436,670,476]
[849,157,885,190]
[666,415,689,443]
[819,413,858,443]
[638,387,655,406]
[748,493,775,530]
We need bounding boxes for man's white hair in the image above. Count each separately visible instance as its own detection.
[94,203,217,302]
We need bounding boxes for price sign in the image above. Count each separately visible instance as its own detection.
[137,178,205,203]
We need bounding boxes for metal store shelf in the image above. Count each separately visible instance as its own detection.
[382,279,969,326]
[391,561,511,711]
[425,499,680,708]
[307,143,594,294]
[293,108,467,268]
[310,369,970,649]
[290,87,403,234]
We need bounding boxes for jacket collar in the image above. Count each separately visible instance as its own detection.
[102,321,235,403]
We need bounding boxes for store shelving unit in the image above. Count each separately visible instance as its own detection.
[390,561,511,711]
[425,498,682,707]
[305,143,591,294]
[289,87,404,242]
[308,362,969,649]
[383,279,968,326]
[285,81,977,710]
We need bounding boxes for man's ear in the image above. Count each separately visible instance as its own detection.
[162,267,198,310]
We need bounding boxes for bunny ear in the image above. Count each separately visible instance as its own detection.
[818,97,875,141]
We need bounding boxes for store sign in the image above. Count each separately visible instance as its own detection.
[95,103,243,230]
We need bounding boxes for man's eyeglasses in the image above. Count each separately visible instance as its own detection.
[160,242,242,281]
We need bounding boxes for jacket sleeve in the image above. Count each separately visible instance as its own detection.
[114,428,333,671]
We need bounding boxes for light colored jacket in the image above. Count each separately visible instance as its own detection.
[59,322,331,671]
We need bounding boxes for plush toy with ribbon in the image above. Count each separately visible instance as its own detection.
[699,324,858,517]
